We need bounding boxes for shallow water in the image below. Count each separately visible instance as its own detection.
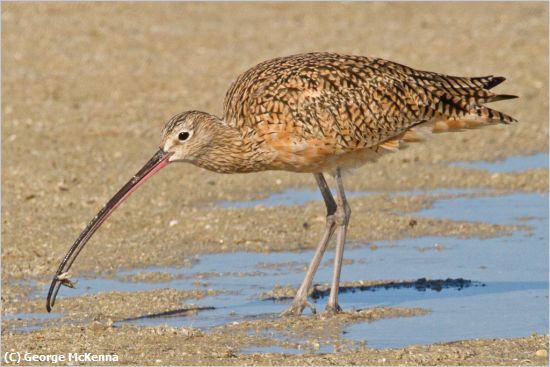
[4,312,63,333]
[417,192,546,225]
[345,281,547,349]
[217,187,485,209]
[16,190,548,352]
[450,152,548,173]
[217,189,369,209]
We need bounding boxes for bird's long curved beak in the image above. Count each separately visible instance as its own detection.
[46,148,172,312]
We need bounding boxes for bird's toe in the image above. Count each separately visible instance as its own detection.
[280,299,316,317]
[323,303,343,316]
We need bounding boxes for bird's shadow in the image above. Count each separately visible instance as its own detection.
[116,278,481,323]
[261,278,481,302]
[119,306,215,323]
[311,277,479,300]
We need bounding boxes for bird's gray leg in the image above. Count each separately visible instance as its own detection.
[280,173,337,316]
[325,168,351,314]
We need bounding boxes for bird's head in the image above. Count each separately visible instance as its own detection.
[161,110,220,163]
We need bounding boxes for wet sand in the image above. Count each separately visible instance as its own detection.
[2,2,548,365]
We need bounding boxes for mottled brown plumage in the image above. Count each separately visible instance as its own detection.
[47,52,517,316]
[164,52,517,174]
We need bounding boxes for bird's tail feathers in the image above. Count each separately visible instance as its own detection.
[378,108,517,153]
[378,74,517,152]
[469,75,506,90]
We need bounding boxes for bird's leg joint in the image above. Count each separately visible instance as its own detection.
[334,202,351,226]
[325,213,336,228]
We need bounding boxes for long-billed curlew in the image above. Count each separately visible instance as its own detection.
[46,52,517,315]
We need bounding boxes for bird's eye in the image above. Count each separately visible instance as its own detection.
[178,131,190,141]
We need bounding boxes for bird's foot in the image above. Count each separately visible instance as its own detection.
[280,298,316,317]
[322,303,343,316]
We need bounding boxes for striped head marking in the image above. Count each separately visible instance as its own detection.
[161,111,221,163]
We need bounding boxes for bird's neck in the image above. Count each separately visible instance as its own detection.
[193,119,265,173]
